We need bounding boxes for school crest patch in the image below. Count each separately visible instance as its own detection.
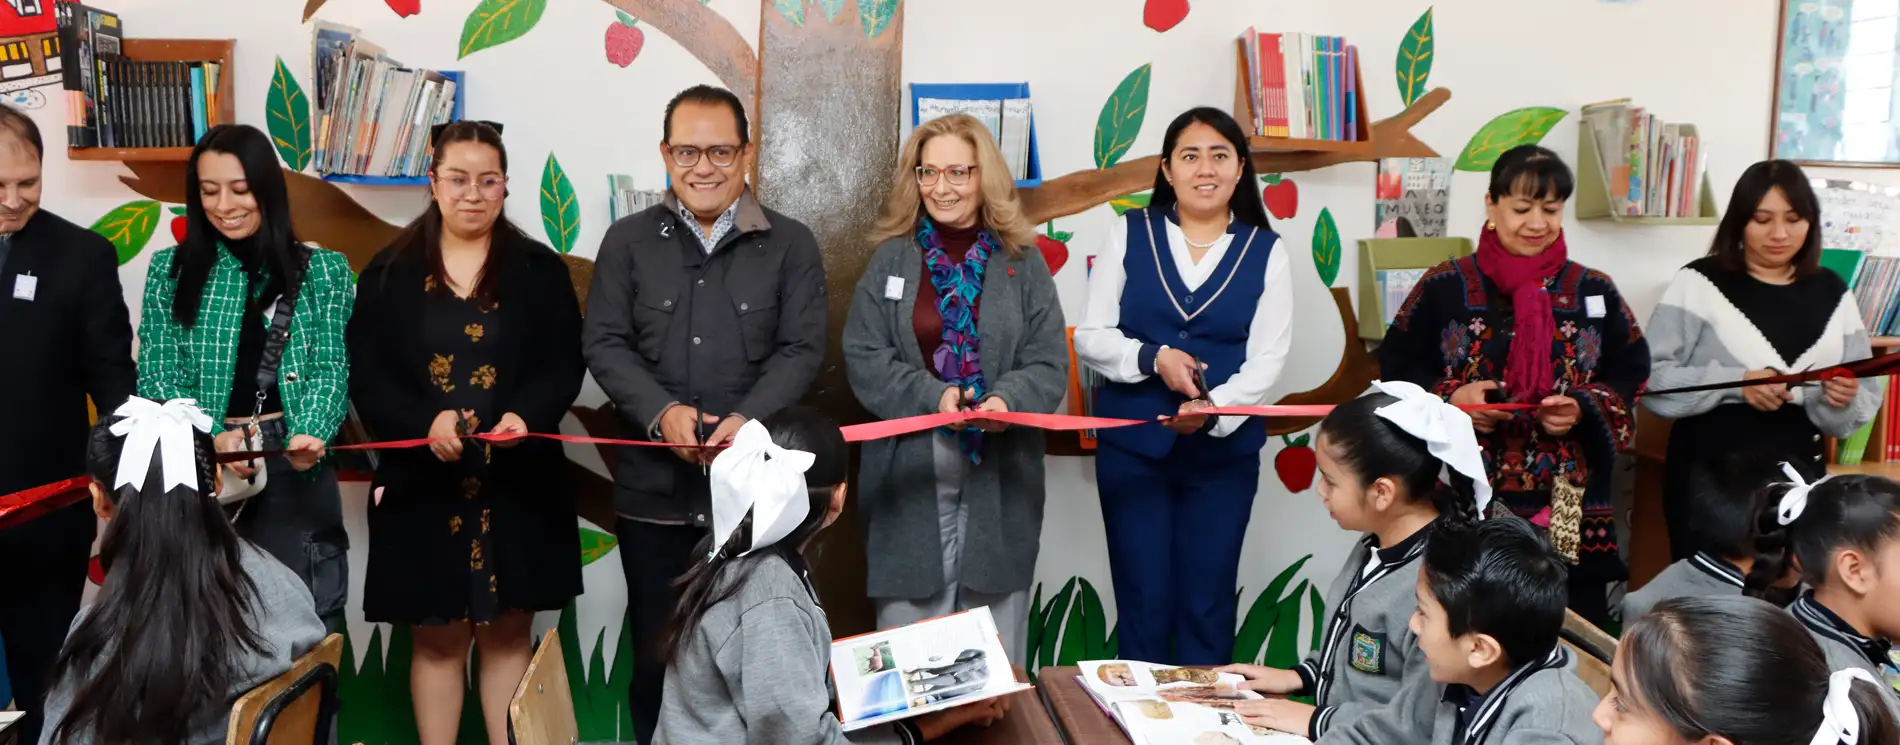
[1350,626,1386,675]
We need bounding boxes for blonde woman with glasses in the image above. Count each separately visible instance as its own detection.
[843,113,1070,662]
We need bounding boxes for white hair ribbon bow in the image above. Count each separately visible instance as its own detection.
[709,419,816,559]
[1810,667,1878,745]
[1777,461,1833,526]
[107,397,213,493]
[1369,380,1495,516]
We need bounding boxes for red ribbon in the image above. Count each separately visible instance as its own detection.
[0,476,93,531]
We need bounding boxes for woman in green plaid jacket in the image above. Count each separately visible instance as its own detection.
[135,125,355,630]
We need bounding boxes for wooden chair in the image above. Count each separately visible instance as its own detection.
[508,628,577,745]
[1560,609,1618,699]
[227,633,343,745]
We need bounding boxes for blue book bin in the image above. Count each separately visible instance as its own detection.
[907,82,1044,189]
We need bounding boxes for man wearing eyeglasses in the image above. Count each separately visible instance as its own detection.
[581,84,827,743]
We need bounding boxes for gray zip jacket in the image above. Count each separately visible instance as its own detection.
[1620,552,1745,622]
[1295,528,1432,736]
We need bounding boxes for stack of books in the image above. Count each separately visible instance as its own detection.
[311,21,459,180]
[1240,29,1358,141]
[1376,268,1428,325]
[607,175,665,221]
[913,95,1034,182]
[57,2,224,149]
[1580,99,1707,218]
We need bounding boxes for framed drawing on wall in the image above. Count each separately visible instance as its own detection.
[1771,0,1900,168]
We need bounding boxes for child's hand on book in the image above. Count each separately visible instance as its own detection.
[1212,664,1303,695]
[914,696,1011,740]
[1230,698,1316,738]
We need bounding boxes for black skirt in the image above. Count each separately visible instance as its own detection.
[1661,403,1823,561]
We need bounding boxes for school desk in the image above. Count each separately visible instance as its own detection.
[933,666,1065,745]
[1036,665,1134,745]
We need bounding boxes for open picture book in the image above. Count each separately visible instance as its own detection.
[829,606,1032,731]
[1078,660,1312,745]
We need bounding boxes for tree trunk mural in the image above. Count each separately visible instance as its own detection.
[123,0,1450,635]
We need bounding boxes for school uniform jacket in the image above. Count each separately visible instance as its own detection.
[1790,592,1900,720]
[1619,552,1745,622]
[1317,647,1600,745]
[1294,525,1434,736]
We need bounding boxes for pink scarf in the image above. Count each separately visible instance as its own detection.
[1473,224,1568,403]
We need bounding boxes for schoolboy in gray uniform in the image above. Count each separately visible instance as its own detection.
[1621,453,1780,623]
[1294,524,1436,736]
[1309,518,1599,745]
[1789,592,1900,721]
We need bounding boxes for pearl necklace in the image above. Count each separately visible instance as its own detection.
[1181,210,1235,249]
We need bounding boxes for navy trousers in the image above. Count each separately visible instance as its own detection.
[1095,440,1259,665]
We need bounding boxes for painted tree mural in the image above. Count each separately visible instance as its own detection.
[115,0,1451,634]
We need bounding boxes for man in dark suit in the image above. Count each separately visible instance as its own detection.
[0,103,135,742]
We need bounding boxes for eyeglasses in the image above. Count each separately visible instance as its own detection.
[917,165,976,187]
[669,145,742,168]
[437,174,506,200]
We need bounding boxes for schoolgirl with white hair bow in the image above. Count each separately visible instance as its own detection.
[1601,594,1898,745]
[38,397,326,745]
[1217,380,1490,738]
[651,406,1004,745]
[1744,469,1900,719]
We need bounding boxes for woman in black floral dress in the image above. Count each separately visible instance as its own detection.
[347,121,585,745]
[1378,145,1650,626]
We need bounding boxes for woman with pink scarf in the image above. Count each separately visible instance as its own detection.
[1376,144,1651,625]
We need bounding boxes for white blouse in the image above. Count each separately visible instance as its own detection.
[1074,216,1294,438]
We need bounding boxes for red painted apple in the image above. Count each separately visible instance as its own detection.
[1144,0,1189,32]
[1275,433,1316,492]
[169,205,185,243]
[88,554,103,586]
[1261,173,1299,220]
[384,0,420,17]
[1036,221,1071,276]
[606,12,645,68]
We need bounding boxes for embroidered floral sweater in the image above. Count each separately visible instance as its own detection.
[1378,256,1650,577]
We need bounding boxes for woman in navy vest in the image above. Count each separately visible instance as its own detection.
[1076,107,1292,665]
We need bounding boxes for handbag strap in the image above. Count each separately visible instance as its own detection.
[246,244,313,419]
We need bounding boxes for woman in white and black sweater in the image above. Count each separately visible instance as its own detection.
[1643,160,1884,562]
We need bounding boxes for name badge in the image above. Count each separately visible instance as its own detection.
[1585,295,1606,318]
[13,274,35,301]
[884,276,905,300]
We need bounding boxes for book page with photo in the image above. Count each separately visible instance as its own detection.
[828,606,1030,731]
[1078,661,1310,744]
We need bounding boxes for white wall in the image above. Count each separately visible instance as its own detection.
[22,0,1900,710]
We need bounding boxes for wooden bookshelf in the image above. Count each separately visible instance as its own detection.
[1873,337,1900,349]
[1233,40,1374,158]
[1575,116,1718,225]
[1823,342,1898,465]
[320,70,467,187]
[64,38,236,163]
[1829,460,1900,477]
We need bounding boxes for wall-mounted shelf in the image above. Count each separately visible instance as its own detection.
[1233,38,1374,158]
[64,38,236,163]
[1576,118,1718,225]
[1356,237,1472,341]
[319,70,465,186]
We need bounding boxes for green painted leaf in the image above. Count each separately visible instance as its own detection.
[616,9,636,25]
[1395,7,1434,107]
[861,0,900,38]
[1026,582,1045,677]
[458,0,548,60]
[266,58,311,171]
[1079,579,1111,659]
[1094,63,1152,170]
[1307,584,1326,652]
[541,153,580,253]
[815,0,845,21]
[1261,172,1283,186]
[1059,582,1089,666]
[772,0,804,25]
[578,527,617,566]
[1264,580,1310,669]
[167,205,185,216]
[1312,207,1341,287]
[1109,192,1152,216]
[1052,231,1073,243]
[1455,106,1568,172]
[90,200,160,265]
[1232,554,1312,664]
[1037,577,1076,670]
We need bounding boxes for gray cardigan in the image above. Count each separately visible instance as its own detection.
[842,235,1069,599]
[39,544,326,745]
[653,552,911,745]
[1297,532,1432,737]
